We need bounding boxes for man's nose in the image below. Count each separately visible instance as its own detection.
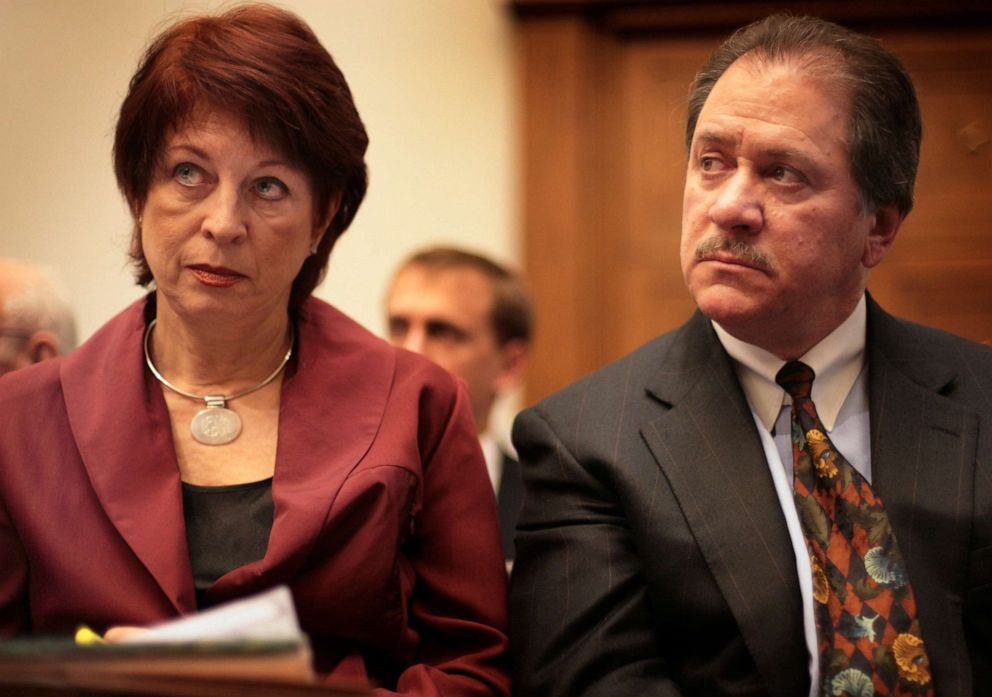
[708,171,764,235]
[399,328,427,355]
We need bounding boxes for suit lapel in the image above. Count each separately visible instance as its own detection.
[867,299,976,692]
[640,313,807,697]
[61,298,194,614]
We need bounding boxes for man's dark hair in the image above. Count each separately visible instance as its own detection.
[399,247,533,346]
[686,13,922,217]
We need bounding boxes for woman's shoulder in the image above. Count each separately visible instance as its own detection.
[0,299,147,407]
[298,297,461,395]
[0,354,64,404]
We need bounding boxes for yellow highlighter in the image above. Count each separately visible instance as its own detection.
[74,625,107,645]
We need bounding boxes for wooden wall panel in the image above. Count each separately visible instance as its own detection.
[518,17,613,402]
[866,30,992,345]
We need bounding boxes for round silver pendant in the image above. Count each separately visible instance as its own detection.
[190,406,242,446]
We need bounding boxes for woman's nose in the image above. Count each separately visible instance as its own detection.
[708,171,764,235]
[201,186,247,243]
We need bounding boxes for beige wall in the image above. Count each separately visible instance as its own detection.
[0,0,518,343]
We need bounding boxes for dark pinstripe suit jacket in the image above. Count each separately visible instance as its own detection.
[509,296,992,696]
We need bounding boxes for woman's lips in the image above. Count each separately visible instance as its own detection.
[188,265,244,287]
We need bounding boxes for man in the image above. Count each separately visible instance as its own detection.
[386,247,532,560]
[510,14,991,697]
[0,257,76,375]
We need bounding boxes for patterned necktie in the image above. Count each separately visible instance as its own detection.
[775,361,934,697]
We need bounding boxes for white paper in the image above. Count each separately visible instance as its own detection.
[120,585,304,644]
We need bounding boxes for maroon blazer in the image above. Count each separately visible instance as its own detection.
[0,296,510,696]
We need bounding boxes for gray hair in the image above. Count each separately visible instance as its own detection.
[0,258,78,352]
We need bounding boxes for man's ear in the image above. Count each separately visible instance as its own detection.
[862,204,903,269]
[26,331,59,364]
[494,339,528,394]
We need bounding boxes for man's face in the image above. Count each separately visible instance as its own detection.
[0,309,33,376]
[387,264,512,432]
[680,57,898,358]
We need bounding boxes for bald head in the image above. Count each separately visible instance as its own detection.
[0,258,77,376]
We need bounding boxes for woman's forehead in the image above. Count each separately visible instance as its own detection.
[161,106,297,163]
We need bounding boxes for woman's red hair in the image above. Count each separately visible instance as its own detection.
[113,3,368,309]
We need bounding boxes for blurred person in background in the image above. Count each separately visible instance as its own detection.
[387,247,531,564]
[0,257,76,375]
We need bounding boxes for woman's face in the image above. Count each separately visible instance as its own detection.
[141,111,327,326]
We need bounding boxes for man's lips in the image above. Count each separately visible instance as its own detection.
[187,264,245,287]
[698,252,764,270]
[693,237,772,272]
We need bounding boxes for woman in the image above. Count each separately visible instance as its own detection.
[0,5,509,695]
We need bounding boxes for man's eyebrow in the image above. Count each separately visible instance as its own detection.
[692,133,820,170]
[763,147,819,170]
[691,131,734,149]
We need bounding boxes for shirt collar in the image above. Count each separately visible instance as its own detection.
[712,295,867,432]
[478,431,501,492]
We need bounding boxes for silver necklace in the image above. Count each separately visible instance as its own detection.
[143,318,293,446]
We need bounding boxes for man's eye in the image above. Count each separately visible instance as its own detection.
[769,165,803,184]
[254,177,288,200]
[174,163,204,186]
[428,323,467,342]
[699,156,725,172]
[387,319,408,340]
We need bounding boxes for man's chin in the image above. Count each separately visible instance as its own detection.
[691,287,764,326]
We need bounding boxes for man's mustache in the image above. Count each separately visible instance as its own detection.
[694,237,771,269]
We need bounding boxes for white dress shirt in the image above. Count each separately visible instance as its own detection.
[712,295,872,697]
[479,432,502,494]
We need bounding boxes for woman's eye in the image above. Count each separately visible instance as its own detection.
[254,177,288,201]
[173,163,204,186]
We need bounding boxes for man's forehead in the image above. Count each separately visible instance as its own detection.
[390,264,497,319]
[692,57,852,157]
[711,50,850,109]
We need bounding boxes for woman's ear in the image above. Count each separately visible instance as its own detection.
[313,192,343,250]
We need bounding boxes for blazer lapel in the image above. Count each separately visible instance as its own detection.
[867,299,977,692]
[215,299,396,595]
[61,298,194,614]
[640,313,807,697]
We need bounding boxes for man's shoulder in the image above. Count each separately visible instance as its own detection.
[870,300,992,365]
[869,299,992,399]
[526,312,713,422]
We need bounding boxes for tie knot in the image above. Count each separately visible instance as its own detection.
[775,360,815,399]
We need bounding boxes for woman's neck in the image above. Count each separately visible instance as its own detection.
[148,301,293,396]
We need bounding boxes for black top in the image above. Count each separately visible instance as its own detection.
[181,478,274,608]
